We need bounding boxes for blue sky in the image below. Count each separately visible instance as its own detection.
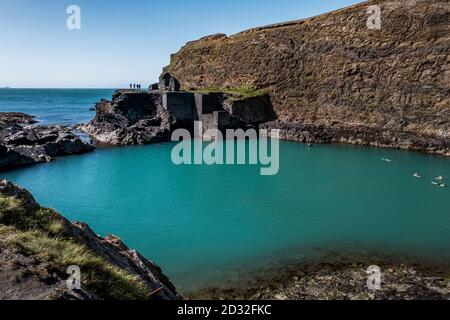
[0,0,362,88]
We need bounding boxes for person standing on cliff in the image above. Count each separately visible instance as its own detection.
[130,83,132,90]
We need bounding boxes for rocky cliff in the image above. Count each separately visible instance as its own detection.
[164,0,450,155]
[0,180,181,300]
[82,89,277,146]
[81,90,175,146]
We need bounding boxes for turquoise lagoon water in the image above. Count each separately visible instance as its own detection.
[0,88,115,125]
[1,89,450,292]
[1,142,450,292]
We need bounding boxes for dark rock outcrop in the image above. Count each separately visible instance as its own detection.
[223,94,277,125]
[0,112,37,126]
[163,0,450,156]
[159,72,181,92]
[80,90,176,146]
[148,83,159,91]
[82,87,277,146]
[0,113,95,171]
[0,180,181,300]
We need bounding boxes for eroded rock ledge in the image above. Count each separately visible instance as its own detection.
[0,113,94,171]
[0,180,181,300]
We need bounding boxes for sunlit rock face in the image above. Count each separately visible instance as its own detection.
[164,0,450,155]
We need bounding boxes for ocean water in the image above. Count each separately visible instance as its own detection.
[1,142,449,293]
[1,89,449,293]
[0,88,115,125]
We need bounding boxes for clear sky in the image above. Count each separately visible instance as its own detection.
[0,0,362,88]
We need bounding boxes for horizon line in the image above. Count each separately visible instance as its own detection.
[0,87,129,90]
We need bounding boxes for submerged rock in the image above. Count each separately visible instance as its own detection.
[0,113,95,171]
[0,180,181,300]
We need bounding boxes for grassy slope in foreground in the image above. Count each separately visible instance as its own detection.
[0,180,180,300]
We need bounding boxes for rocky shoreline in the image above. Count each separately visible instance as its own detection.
[189,254,450,300]
[0,112,94,171]
[78,82,276,147]
[80,84,449,157]
[261,121,450,157]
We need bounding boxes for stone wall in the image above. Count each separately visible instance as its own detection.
[194,93,224,119]
[162,92,196,125]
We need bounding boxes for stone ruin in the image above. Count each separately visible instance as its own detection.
[158,73,277,138]
[159,72,181,92]
[81,73,277,146]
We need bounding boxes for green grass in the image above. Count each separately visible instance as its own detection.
[0,195,150,300]
[0,196,65,234]
[194,85,267,99]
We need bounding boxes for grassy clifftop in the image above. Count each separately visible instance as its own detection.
[0,180,180,300]
[0,197,148,299]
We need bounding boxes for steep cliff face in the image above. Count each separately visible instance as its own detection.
[164,0,450,155]
[81,90,175,146]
